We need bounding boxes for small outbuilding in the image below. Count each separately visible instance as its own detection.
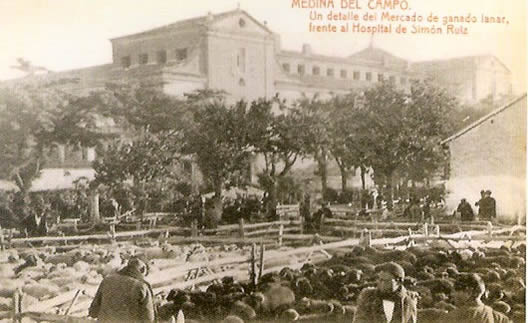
[442,94,526,223]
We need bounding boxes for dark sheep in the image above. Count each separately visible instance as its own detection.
[417,278,454,295]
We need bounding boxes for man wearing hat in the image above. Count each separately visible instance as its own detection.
[89,255,156,323]
[477,190,497,221]
[353,262,418,323]
[441,273,510,323]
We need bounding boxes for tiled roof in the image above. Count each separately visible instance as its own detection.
[111,9,272,41]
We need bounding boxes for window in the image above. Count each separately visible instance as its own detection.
[236,48,246,73]
[340,69,347,79]
[377,73,384,82]
[239,78,246,86]
[239,18,246,27]
[121,56,131,68]
[400,77,407,85]
[366,72,372,81]
[389,75,396,84]
[298,64,305,75]
[353,71,360,80]
[138,53,148,65]
[282,63,290,72]
[156,50,167,64]
[176,48,188,61]
[327,68,334,77]
[312,66,320,75]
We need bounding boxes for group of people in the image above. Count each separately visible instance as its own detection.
[88,243,524,323]
[457,190,497,222]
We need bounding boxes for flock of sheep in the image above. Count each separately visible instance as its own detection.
[0,238,525,323]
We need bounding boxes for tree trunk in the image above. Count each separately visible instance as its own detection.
[90,191,100,223]
[212,181,223,222]
[360,166,366,190]
[267,179,278,219]
[385,174,394,210]
[340,166,348,192]
[317,156,328,199]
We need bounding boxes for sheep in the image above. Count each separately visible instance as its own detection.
[417,279,454,296]
[221,315,244,323]
[230,300,256,321]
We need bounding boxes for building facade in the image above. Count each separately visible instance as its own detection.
[1,8,515,191]
[442,94,526,222]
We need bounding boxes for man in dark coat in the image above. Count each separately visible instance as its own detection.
[89,256,156,323]
[457,198,475,222]
[477,190,497,220]
[441,273,510,323]
[475,190,486,218]
[353,262,418,323]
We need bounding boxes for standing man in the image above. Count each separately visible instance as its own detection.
[477,190,497,221]
[475,190,486,219]
[89,256,156,323]
[484,190,497,220]
[353,262,418,323]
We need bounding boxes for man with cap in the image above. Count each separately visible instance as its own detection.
[442,273,510,323]
[478,190,497,221]
[89,255,156,323]
[353,262,418,323]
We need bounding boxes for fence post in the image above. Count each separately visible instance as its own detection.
[12,289,21,323]
[435,225,440,237]
[239,218,245,239]
[319,214,325,233]
[360,228,371,247]
[73,220,78,233]
[110,224,116,244]
[487,221,493,238]
[278,224,284,247]
[430,215,435,225]
[191,220,198,238]
[299,216,304,235]
[250,243,257,288]
[65,289,82,315]
[258,243,265,281]
[0,226,4,251]
[423,223,429,237]
[8,229,13,249]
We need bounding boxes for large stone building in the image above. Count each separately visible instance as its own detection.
[413,55,513,104]
[442,94,526,222]
[1,8,515,190]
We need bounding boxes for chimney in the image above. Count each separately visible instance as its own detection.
[302,43,312,56]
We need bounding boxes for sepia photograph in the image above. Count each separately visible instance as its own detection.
[0,0,526,322]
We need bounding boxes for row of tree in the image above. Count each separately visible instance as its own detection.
[0,78,466,221]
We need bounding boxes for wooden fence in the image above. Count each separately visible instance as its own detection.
[8,219,525,322]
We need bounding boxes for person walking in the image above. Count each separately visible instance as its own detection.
[89,256,156,323]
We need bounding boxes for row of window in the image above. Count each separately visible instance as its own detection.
[120,48,188,68]
[282,63,407,84]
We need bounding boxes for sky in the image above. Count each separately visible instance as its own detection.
[0,0,526,93]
